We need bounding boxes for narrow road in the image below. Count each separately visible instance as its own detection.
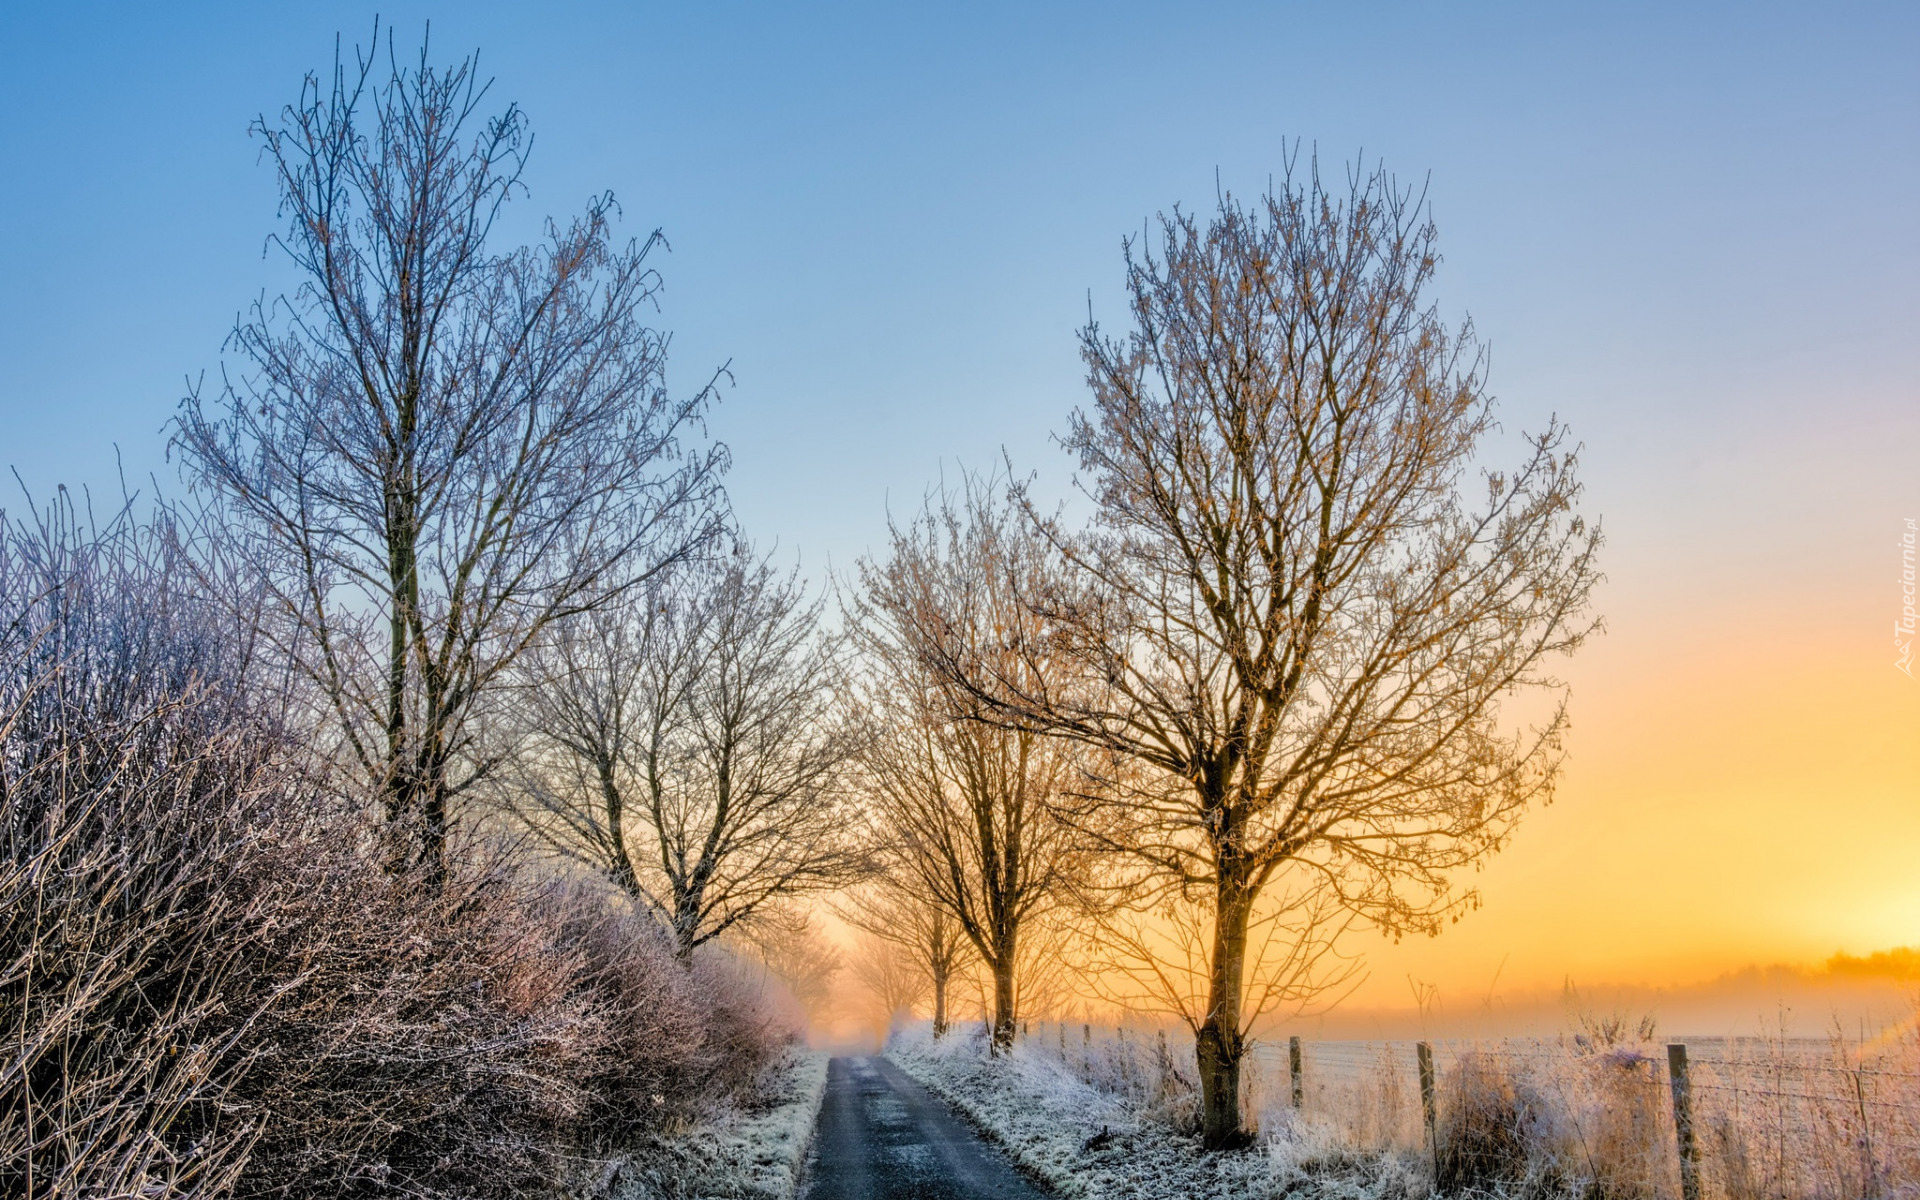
[801,1056,1050,1200]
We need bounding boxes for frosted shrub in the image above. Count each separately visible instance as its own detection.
[1564,1048,1671,1199]
[1436,1051,1555,1192]
[692,949,802,1108]
[1428,1043,1675,1199]
[0,505,792,1200]
[545,890,789,1139]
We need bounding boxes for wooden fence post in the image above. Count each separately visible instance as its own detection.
[1667,1043,1701,1200]
[1289,1036,1304,1108]
[1417,1041,1438,1170]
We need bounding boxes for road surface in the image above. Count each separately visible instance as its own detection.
[801,1056,1050,1200]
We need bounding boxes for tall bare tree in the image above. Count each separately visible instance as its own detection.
[174,32,726,881]
[910,159,1602,1145]
[836,875,970,1038]
[505,549,863,961]
[852,476,1085,1052]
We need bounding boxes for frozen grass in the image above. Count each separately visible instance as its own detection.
[604,1049,830,1200]
[1686,1031,1920,1200]
[887,1023,1427,1200]
[1308,1033,1920,1200]
[1405,1030,1918,1200]
[891,1016,1920,1200]
[1422,1041,1676,1196]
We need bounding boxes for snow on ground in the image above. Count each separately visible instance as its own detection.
[606,1048,830,1200]
[887,1024,1426,1200]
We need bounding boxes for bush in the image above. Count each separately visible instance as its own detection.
[0,501,287,1198]
[546,889,793,1138]
[0,503,790,1200]
[1433,1042,1671,1200]
[225,849,611,1199]
[1436,1051,1552,1193]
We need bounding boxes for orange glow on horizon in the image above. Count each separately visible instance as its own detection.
[1339,596,1920,1009]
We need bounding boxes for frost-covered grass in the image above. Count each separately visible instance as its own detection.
[887,1024,1426,1200]
[891,1017,1920,1200]
[1424,1033,1920,1200]
[604,1048,830,1200]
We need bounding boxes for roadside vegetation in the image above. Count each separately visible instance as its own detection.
[889,1012,1920,1200]
[0,498,808,1199]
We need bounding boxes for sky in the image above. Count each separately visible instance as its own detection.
[2,2,1916,1012]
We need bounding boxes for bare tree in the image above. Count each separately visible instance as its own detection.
[846,930,928,1032]
[851,476,1085,1052]
[505,549,863,961]
[910,158,1602,1145]
[173,31,726,881]
[836,876,970,1038]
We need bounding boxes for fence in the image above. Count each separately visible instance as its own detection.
[1015,1021,1920,1198]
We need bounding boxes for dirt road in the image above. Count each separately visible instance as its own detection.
[800,1056,1049,1200]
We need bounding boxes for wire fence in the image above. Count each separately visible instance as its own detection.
[1015,1020,1920,1199]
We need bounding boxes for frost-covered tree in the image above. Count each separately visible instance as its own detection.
[852,475,1086,1053]
[910,157,1602,1146]
[505,549,863,961]
[174,31,726,881]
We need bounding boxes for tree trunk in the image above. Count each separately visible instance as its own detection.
[597,758,642,896]
[990,955,1017,1054]
[421,777,449,889]
[415,696,450,885]
[383,461,421,872]
[931,967,949,1038]
[672,888,701,966]
[1197,876,1254,1149]
[382,546,410,854]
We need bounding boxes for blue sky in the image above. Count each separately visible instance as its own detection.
[4,2,1912,576]
[4,2,1919,990]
